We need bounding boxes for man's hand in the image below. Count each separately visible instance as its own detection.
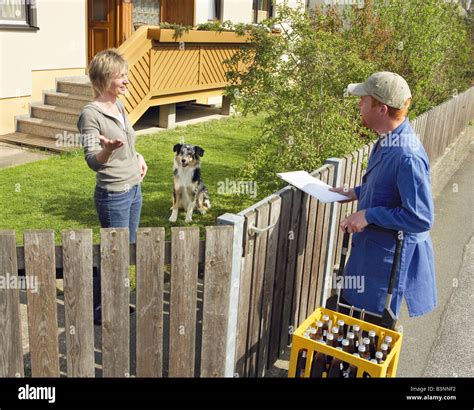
[137,154,148,181]
[340,210,368,233]
[329,186,356,203]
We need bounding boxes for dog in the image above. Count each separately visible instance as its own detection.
[169,143,211,223]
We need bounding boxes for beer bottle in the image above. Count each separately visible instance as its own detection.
[295,349,307,378]
[362,337,371,359]
[346,332,356,354]
[375,351,384,364]
[358,344,370,361]
[331,326,340,346]
[352,324,361,347]
[321,314,330,338]
[367,330,377,358]
[341,339,351,371]
[314,321,324,341]
[327,347,344,378]
[341,338,351,353]
[380,343,389,361]
[325,333,337,368]
[308,328,318,341]
[310,349,327,378]
[384,335,392,353]
[337,319,345,342]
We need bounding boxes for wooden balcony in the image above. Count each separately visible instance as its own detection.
[117,26,251,125]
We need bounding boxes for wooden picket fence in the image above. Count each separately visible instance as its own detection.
[0,226,234,377]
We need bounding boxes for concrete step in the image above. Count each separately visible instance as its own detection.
[17,117,79,142]
[30,103,81,125]
[57,80,93,98]
[44,91,92,110]
[0,132,74,153]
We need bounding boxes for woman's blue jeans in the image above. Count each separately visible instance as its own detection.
[94,184,142,243]
[92,184,142,323]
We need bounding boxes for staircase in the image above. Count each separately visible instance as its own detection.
[0,76,93,153]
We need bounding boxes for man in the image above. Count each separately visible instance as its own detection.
[329,71,437,318]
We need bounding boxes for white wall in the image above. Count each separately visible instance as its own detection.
[221,0,253,23]
[195,0,212,24]
[0,0,86,99]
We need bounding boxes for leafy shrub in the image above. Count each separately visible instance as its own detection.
[224,0,472,196]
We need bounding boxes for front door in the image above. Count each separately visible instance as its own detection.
[161,0,195,26]
[88,0,117,63]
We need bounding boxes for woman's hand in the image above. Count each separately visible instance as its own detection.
[99,135,123,152]
[137,154,148,181]
[329,186,356,203]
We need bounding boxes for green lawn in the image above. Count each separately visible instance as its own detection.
[0,114,265,245]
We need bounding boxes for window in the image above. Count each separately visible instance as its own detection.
[253,0,273,23]
[0,0,38,30]
[208,0,221,21]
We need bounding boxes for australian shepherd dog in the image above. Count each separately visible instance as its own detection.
[169,143,211,223]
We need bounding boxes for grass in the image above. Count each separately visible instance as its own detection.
[0,114,265,245]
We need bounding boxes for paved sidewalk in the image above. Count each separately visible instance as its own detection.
[0,142,51,169]
[423,236,474,377]
[397,150,474,377]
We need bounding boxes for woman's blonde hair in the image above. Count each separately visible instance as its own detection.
[88,48,128,98]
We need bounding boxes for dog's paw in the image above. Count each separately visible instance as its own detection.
[185,216,193,223]
[169,215,177,223]
[199,209,207,215]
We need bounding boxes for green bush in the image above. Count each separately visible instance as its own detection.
[225,0,472,196]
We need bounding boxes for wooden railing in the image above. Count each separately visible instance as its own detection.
[117,26,250,125]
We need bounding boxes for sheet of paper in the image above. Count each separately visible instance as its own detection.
[277,171,350,203]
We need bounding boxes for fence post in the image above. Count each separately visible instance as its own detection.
[217,212,245,377]
[321,157,344,307]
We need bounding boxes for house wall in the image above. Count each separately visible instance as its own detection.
[221,0,253,23]
[0,0,86,134]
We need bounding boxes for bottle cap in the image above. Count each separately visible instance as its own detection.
[347,332,354,339]
[380,343,388,351]
[370,359,378,363]
[375,351,383,359]
[353,353,360,358]
[337,319,344,326]
[336,347,343,351]
[358,344,366,352]
[322,314,330,321]
[310,328,317,334]
[332,326,339,334]
[316,321,323,327]
[342,339,349,346]
[384,335,392,343]
[368,330,376,337]
[327,333,334,340]
[353,324,360,331]
[362,337,370,345]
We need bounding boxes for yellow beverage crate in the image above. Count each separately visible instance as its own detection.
[288,307,403,378]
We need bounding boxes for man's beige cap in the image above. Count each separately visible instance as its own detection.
[347,71,412,109]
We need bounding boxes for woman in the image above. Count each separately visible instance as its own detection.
[78,48,147,244]
[78,48,147,324]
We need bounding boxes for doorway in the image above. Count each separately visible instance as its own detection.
[87,0,117,63]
